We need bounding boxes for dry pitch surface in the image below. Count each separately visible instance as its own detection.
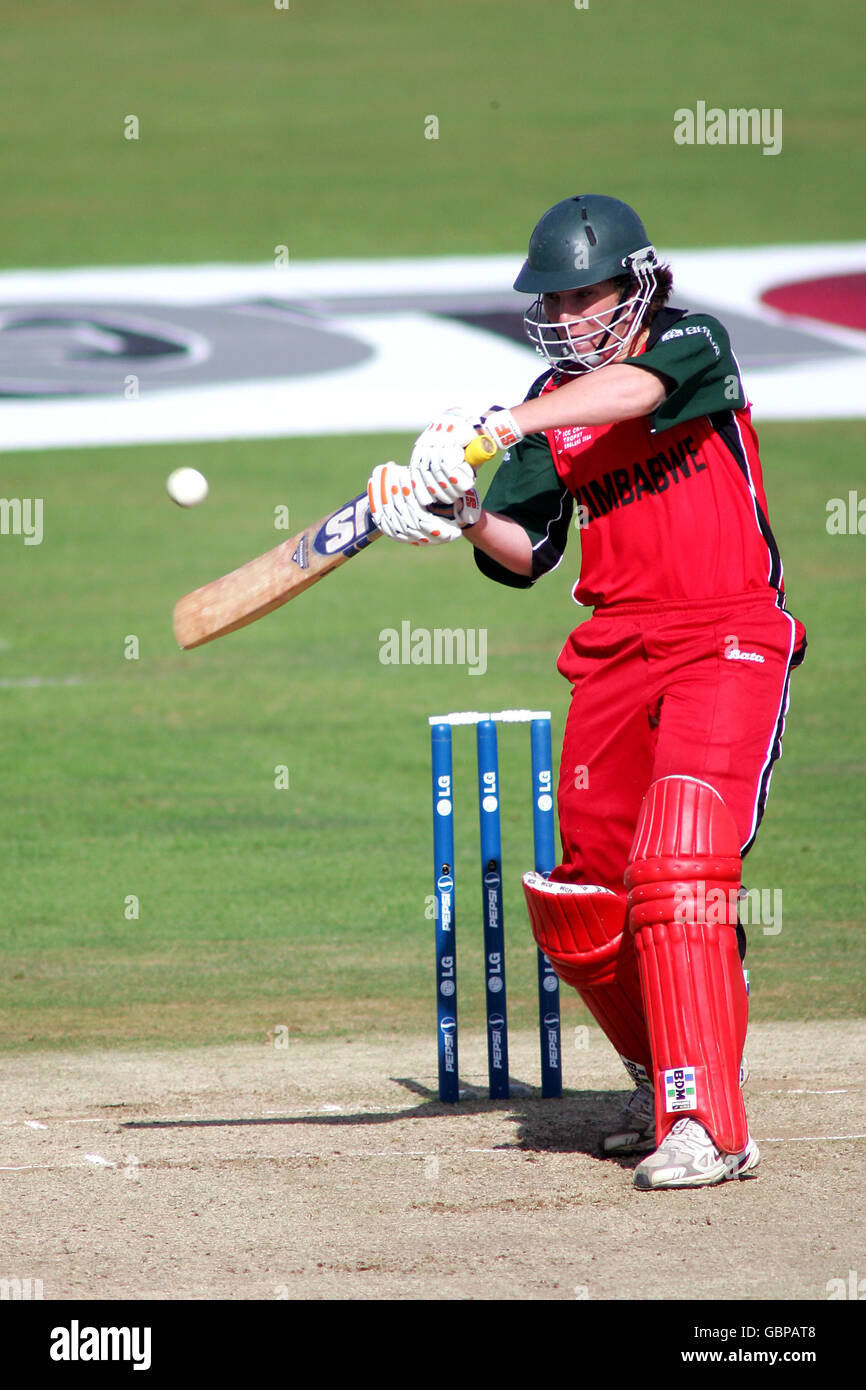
[1,1022,863,1302]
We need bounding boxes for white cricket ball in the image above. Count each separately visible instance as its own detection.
[166,467,209,507]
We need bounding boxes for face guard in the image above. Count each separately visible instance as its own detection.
[522,247,658,373]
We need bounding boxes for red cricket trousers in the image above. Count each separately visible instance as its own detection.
[555,591,807,893]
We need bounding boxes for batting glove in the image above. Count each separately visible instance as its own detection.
[429,486,482,530]
[410,408,481,505]
[368,462,465,545]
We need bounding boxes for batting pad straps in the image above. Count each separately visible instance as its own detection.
[522,872,651,1078]
[627,774,743,930]
[625,776,749,1154]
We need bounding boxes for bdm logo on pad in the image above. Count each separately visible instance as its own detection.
[664,1066,697,1112]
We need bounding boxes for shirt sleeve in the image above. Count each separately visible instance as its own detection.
[473,382,573,588]
[623,312,747,432]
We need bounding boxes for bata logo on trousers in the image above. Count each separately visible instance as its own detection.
[725,647,765,663]
[664,1067,697,1112]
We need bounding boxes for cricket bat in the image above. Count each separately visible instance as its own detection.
[172,433,497,650]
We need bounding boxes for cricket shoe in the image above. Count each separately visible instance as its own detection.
[601,1083,656,1155]
[603,1056,750,1158]
[633,1118,760,1191]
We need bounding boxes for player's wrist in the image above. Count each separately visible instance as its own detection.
[480,406,524,451]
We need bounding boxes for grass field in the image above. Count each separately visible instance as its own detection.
[0,0,863,1058]
[0,0,862,268]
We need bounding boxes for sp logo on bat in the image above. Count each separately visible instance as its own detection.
[314,494,377,559]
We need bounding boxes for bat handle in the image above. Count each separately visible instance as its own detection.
[464,432,498,469]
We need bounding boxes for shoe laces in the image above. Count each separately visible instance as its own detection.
[622,1084,654,1125]
[667,1118,718,1159]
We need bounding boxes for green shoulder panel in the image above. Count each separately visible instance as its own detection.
[623,312,747,433]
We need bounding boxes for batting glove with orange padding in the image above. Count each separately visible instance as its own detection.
[410,405,523,506]
[368,462,480,545]
[409,408,482,505]
[430,488,482,531]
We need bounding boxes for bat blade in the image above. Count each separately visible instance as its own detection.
[173,491,379,649]
[172,432,497,650]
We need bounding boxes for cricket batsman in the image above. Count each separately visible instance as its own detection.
[367,194,806,1190]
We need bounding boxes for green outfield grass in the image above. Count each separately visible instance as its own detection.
[1,422,863,1052]
[0,0,861,269]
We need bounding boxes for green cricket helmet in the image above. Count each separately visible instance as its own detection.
[515,194,659,372]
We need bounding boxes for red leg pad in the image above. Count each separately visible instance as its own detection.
[625,776,749,1153]
[522,872,652,1082]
